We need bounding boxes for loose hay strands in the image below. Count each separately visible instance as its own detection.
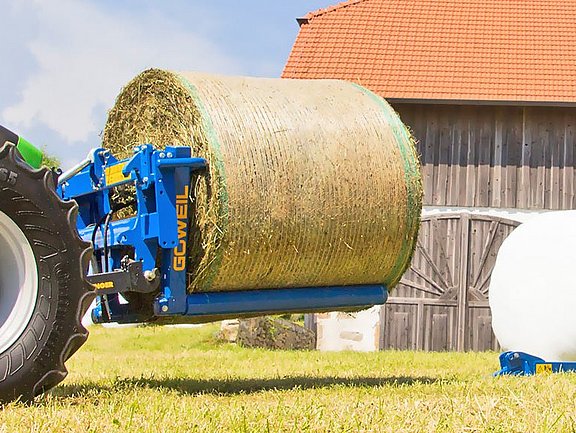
[102,69,422,293]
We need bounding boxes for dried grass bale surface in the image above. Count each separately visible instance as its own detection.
[102,69,422,293]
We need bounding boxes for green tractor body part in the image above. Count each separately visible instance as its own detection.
[16,136,43,169]
[0,124,43,169]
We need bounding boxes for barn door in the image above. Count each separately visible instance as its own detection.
[381,213,520,351]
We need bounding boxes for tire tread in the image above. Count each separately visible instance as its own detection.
[0,143,94,403]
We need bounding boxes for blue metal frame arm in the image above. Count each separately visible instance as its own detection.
[59,144,207,322]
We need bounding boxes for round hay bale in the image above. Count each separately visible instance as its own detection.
[102,69,422,293]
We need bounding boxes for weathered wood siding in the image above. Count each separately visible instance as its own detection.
[382,213,519,352]
[395,104,576,210]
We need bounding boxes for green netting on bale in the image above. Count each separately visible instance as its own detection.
[350,83,423,288]
[102,69,422,293]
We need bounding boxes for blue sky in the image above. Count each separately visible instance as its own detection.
[0,0,334,167]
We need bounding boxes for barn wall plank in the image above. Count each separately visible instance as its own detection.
[564,114,575,209]
[465,116,477,207]
[532,109,542,207]
[395,104,576,210]
[518,107,531,208]
[492,110,503,208]
[476,111,492,207]
[505,109,523,208]
[550,114,562,210]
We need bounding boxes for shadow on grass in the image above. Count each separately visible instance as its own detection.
[55,375,447,398]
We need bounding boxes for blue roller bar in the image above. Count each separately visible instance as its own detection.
[156,157,207,169]
[181,284,388,317]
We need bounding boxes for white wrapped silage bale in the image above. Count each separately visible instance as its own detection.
[489,211,576,361]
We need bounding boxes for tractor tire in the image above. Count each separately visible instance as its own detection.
[0,143,93,403]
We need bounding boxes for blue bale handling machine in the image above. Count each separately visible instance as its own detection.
[0,123,388,402]
[58,144,388,325]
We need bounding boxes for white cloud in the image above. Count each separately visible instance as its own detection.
[1,0,239,152]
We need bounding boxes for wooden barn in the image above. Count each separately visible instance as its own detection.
[284,0,576,351]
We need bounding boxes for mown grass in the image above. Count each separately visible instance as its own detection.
[1,324,576,432]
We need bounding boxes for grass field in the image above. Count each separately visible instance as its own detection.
[1,325,576,432]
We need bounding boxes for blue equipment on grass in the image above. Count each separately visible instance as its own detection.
[495,351,576,376]
[57,145,388,325]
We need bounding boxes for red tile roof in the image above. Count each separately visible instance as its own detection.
[283,0,576,104]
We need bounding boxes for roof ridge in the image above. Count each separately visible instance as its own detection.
[304,0,369,21]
